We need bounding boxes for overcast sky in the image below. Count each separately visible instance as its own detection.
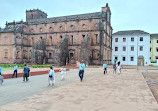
[0,0,157,33]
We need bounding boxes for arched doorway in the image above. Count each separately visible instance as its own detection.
[138,56,144,66]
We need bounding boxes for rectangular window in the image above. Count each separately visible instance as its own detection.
[150,48,151,52]
[131,46,134,51]
[131,37,134,42]
[131,57,134,61]
[122,57,126,61]
[140,46,143,51]
[115,47,118,51]
[49,53,52,58]
[157,40,158,43]
[123,38,126,42]
[71,35,73,44]
[82,35,85,39]
[123,47,126,51]
[140,37,143,41]
[95,34,98,44]
[70,53,74,58]
[156,48,158,52]
[115,38,118,42]
[115,57,118,60]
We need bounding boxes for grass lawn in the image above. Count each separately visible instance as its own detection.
[152,66,158,68]
[2,68,23,71]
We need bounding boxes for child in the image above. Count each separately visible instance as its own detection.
[60,66,66,80]
[0,73,3,86]
[103,62,107,75]
[48,66,55,86]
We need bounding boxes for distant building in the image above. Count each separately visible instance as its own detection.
[112,30,150,66]
[0,3,112,65]
[150,34,158,62]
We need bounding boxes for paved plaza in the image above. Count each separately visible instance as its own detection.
[0,67,158,111]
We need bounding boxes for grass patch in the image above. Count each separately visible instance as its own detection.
[152,66,158,68]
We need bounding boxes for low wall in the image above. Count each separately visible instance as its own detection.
[3,69,70,79]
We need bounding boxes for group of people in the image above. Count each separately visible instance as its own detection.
[2,59,124,86]
[48,66,67,86]
[48,60,85,87]
[103,61,122,75]
[0,64,30,85]
[113,61,122,74]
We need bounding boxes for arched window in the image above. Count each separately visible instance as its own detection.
[17,51,20,58]
[49,27,53,31]
[31,14,33,19]
[59,26,63,30]
[82,24,86,28]
[50,36,52,45]
[70,25,75,30]
[40,28,43,32]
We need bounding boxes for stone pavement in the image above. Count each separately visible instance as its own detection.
[0,68,98,106]
[0,68,158,111]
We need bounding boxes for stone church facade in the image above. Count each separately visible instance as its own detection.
[0,3,112,65]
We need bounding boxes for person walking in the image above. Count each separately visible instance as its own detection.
[113,61,116,74]
[103,62,107,75]
[117,61,121,74]
[11,64,18,78]
[48,66,55,86]
[0,73,3,86]
[79,60,85,82]
[60,66,66,80]
[23,64,29,82]
[0,67,3,86]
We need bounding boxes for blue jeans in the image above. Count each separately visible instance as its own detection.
[79,70,84,82]
[12,70,17,78]
[104,68,107,75]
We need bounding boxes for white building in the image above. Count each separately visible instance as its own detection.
[112,30,150,66]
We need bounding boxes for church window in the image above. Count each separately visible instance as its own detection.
[60,26,63,30]
[40,28,43,32]
[82,24,86,28]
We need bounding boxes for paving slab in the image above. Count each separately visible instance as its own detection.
[0,68,158,111]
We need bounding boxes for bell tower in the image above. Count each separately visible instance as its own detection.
[26,9,47,21]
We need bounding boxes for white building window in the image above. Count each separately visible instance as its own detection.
[140,37,143,41]
[131,46,134,51]
[122,57,126,61]
[115,47,118,51]
[157,40,158,43]
[140,46,143,51]
[123,38,126,42]
[130,57,134,61]
[115,38,118,42]
[131,37,134,42]
[123,47,126,51]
